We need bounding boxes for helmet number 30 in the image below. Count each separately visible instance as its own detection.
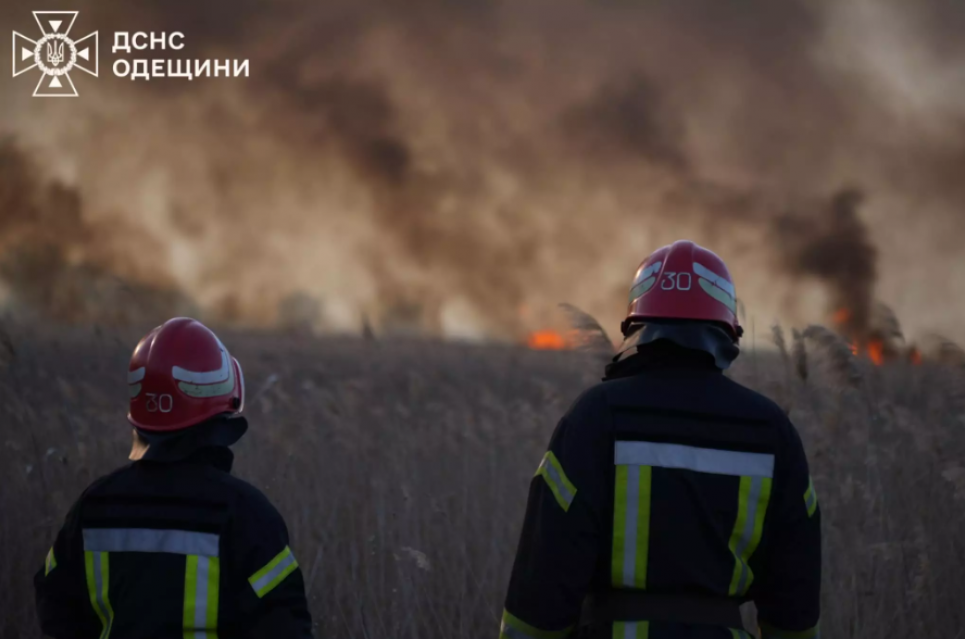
[145,393,174,413]
[661,272,692,291]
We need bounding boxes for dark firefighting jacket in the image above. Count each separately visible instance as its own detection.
[500,342,821,639]
[35,431,313,638]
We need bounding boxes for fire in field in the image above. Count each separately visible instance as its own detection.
[1,0,965,638]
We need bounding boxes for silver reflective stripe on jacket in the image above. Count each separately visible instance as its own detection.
[615,441,774,478]
[83,528,220,557]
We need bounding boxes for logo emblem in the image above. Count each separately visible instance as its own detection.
[12,11,98,97]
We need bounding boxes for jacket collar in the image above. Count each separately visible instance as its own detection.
[131,416,247,466]
[612,320,740,371]
[605,338,722,380]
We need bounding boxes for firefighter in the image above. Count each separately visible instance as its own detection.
[499,240,821,639]
[35,317,314,638]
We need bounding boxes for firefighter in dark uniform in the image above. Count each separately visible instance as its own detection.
[500,240,821,639]
[35,317,314,638]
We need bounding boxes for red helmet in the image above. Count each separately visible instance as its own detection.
[622,240,742,340]
[128,318,245,432]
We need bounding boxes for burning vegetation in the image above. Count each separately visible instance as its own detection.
[526,330,569,350]
[831,304,922,366]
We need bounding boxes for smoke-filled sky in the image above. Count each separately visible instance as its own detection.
[0,0,963,342]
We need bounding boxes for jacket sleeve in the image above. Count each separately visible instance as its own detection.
[233,490,314,639]
[34,495,102,639]
[753,419,822,639]
[500,393,608,639]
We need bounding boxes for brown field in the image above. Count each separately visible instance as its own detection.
[1,322,964,638]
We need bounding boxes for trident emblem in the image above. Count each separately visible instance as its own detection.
[46,40,64,66]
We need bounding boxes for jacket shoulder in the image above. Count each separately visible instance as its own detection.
[559,382,612,428]
[86,461,286,526]
[217,474,288,526]
[80,462,138,499]
[717,374,791,422]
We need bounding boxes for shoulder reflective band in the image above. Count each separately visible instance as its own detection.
[84,551,114,639]
[499,609,572,639]
[535,451,577,512]
[611,464,652,589]
[249,546,299,599]
[184,555,220,638]
[760,620,821,639]
[615,441,774,478]
[804,477,818,518]
[727,475,773,596]
[729,630,753,639]
[45,547,57,576]
[612,621,649,638]
[83,528,220,557]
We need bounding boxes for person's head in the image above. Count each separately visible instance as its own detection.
[622,239,742,340]
[618,240,742,369]
[127,318,246,459]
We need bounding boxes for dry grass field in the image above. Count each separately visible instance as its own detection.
[1,321,964,638]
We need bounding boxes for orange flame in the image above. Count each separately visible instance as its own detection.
[527,330,568,350]
[833,308,852,326]
[909,347,923,366]
[835,307,920,366]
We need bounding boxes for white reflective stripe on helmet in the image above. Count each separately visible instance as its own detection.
[633,260,663,286]
[178,355,237,398]
[693,262,735,298]
[172,346,231,384]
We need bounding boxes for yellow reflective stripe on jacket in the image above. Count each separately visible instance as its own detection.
[499,609,572,639]
[535,451,577,512]
[183,555,220,638]
[84,551,114,639]
[727,475,772,596]
[729,629,753,639]
[804,476,818,518]
[611,464,652,589]
[44,547,57,576]
[760,620,821,639]
[612,621,649,638]
[248,546,299,599]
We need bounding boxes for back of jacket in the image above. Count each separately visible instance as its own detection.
[500,348,821,639]
[35,447,313,639]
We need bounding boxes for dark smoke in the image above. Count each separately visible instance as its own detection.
[0,139,194,324]
[0,0,964,340]
[564,75,690,171]
[772,189,878,337]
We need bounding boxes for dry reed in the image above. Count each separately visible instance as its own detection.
[1,321,963,638]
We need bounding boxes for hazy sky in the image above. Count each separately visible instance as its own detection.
[1,0,963,342]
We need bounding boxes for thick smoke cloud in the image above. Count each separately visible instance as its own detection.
[0,0,963,340]
[772,189,878,337]
[0,139,195,323]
